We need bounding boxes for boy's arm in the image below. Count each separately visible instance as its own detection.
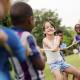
[0,30,8,43]
[5,29,27,63]
[27,35,45,70]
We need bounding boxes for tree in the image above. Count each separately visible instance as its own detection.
[32,9,61,47]
[32,9,74,48]
[59,26,74,46]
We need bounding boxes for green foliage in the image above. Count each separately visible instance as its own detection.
[32,9,74,47]
[44,54,80,80]
[32,9,61,47]
[2,15,12,27]
[0,15,12,27]
[63,27,75,46]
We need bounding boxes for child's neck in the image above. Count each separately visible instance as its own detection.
[46,34,54,40]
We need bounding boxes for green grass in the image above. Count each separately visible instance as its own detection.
[10,54,80,80]
[44,54,80,80]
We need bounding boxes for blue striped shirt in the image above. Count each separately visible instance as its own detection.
[0,27,26,80]
[12,27,44,80]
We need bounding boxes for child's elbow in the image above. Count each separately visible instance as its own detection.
[34,59,45,70]
[0,31,8,43]
[36,61,45,70]
[40,60,45,70]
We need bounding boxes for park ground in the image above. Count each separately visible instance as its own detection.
[44,54,80,80]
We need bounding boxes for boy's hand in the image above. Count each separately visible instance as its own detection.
[40,48,45,53]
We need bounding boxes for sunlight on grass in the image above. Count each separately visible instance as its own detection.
[44,54,80,80]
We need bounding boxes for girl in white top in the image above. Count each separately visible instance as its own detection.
[43,21,80,80]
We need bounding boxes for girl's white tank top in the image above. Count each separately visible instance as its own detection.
[43,38,63,64]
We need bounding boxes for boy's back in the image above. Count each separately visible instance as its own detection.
[10,2,45,80]
[12,27,45,80]
[0,27,26,80]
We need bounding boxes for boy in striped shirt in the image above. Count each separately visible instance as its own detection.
[11,2,45,80]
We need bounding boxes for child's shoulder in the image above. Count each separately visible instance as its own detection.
[19,31,34,39]
[43,37,46,40]
[21,31,37,41]
[43,37,48,42]
[21,31,31,36]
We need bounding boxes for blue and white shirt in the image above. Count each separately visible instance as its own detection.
[12,27,44,80]
[73,35,80,52]
[0,27,26,80]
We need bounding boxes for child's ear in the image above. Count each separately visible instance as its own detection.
[27,17,32,25]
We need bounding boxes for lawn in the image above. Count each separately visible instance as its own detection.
[44,54,80,80]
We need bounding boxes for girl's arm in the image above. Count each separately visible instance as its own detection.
[43,36,61,52]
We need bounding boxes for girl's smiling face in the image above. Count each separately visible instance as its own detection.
[44,22,55,35]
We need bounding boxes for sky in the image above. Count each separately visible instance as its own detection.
[12,0,80,27]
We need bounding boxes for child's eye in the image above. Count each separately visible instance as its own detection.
[50,26,53,28]
[45,26,49,29]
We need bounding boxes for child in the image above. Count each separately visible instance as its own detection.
[0,1,27,80]
[43,21,80,80]
[54,30,67,61]
[10,2,45,80]
[0,27,28,80]
[73,24,80,55]
[55,30,79,80]
[55,30,68,80]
